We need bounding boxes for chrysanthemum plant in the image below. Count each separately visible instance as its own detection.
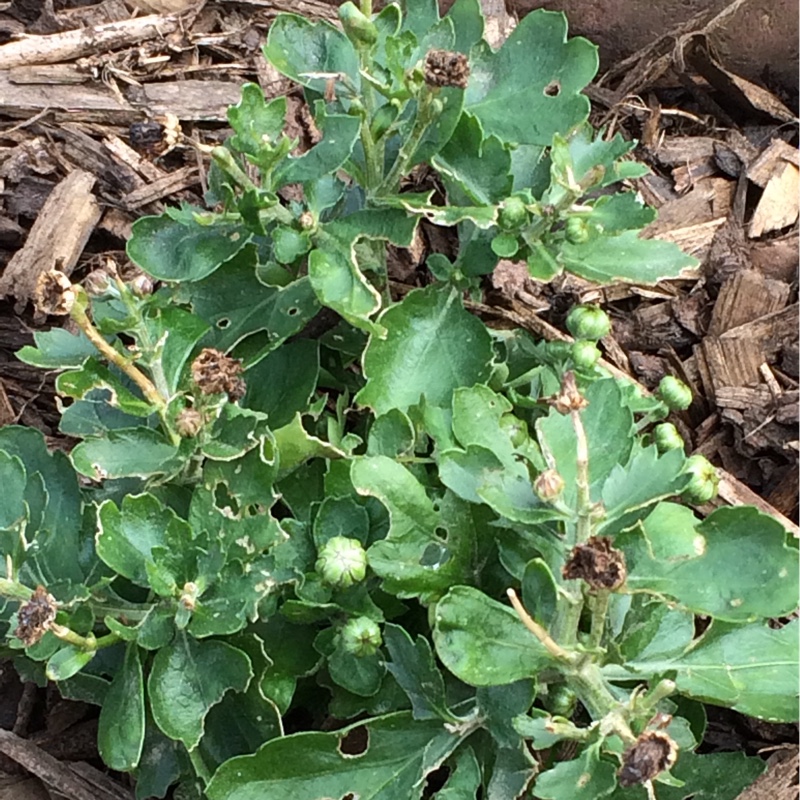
[1,1,797,798]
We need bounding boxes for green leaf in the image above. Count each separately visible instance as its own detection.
[206,712,457,800]
[264,14,359,96]
[56,360,153,417]
[228,84,286,158]
[351,457,461,601]
[184,246,320,361]
[536,378,633,509]
[17,327,96,370]
[275,108,361,186]
[434,113,512,205]
[0,450,26,529]
[148,632,252,749]
[464,11,597,146]
[313,496,370,547]
[522,559,558,628]
[616,597,694,663]
[71,428,180,480]
[610,620,799,722]
[561,230,697,284]
[438,441,559,525]
[383,624,451,721]
[446,0,484,54]
[433,586,556,685]
[617,504,799,621]
[433,746,481,799]
[599,446,687,530]
[328,645,386,697]
[244,340,319,429]
[200,405,270,461]
[143,306,210,394]
[485,745,537,799]
[272,227,311,265]
[477,680,536,748]
[133,711,182,800]
[357,286,492,414]
[308,244,382,334]
[533,743,617,800]
[45,646,95,681]
[98,643,145,771]
[97,494,192,588]
[127,212,251,282]
[606,751,766,800]
[589,193,656,234]
[367,409,416,457]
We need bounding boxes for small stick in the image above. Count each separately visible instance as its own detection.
[507,588,576,664]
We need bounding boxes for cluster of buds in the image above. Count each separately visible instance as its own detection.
[547,371,589,415]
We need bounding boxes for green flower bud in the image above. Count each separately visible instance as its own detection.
[499,414,529,448]
[653,422,684,453]
[564,217,590,244]
[571,339,601,370]
[340,616,382,657]
[498,195,529,230]
[566,305,611,341]
[681,454,720,504]
[657,376,692,411]
[491,232,519,258]
[546,685,577,717]
[316,536,368,589]
[338,2,377,46]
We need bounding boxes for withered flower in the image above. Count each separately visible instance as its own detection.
[191,348,246,401]
[176,408,204,438]
[618,731,678,787]
[34,270,75,316]
[562,535,627,590]
[15,586,57,647]
[547,371,589,414]
[424,49,470,90]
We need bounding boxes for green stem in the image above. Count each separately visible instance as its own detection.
[569,661,637,745]
[587,589,610,651]
[360,0,372,15]
[211,146,258,193]
[551,589,583,650]
[187,745,212,785]
[50,624,120,653]
[378,89,435,195]
[0,578,34,602]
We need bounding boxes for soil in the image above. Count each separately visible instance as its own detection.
[0,1,797,798]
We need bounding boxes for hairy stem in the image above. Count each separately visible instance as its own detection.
[379,89,434,194]
[572,408,593,544]
[587,589,610,651]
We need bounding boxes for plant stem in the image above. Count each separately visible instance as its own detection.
[360,0,372,15]
[187,745,212,785]
[0,577,34,602]
[378,89,434,194]
[507,588,577,665]
[551,589,583,650]
[70,303,164,411]
[211,146,258,193]
[569,661,637,745]
[571,409,593,545]
[49,624,120,652]
[587,589,610,651]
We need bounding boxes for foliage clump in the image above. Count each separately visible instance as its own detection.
[1,1,796,799]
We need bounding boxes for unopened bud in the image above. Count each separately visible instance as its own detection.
[316,536,367,589]
[130,273,154,297]
[534,469,565,502]
[340,616,382,657]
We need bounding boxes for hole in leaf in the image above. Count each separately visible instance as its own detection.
[544,80,561,97]
[217,318,231,330]
[338,725,369,757]
[424,766,451,795]
[287,307,299,316]
[420,541,450,568]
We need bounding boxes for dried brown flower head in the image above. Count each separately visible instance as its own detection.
[34,270,75,316]
[547,371,589,414]
[424,49,470,90]
[15,586,57,647]
[191,348,246,401]
[618,731,678,787]
[563,535,627,590]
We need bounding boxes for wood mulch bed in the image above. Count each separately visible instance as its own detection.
[0,2,797,799]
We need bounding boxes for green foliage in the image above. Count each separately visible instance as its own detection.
[3,2,792,799]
